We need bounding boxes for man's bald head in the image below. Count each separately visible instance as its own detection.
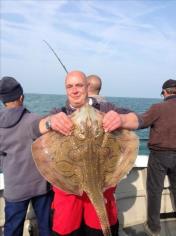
[87,75,102,96]
[65,71,87,84]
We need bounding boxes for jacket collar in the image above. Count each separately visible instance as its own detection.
[164,95,176,101]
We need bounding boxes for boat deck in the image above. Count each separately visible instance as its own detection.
[0,220,176,236]
[121,219,176,236]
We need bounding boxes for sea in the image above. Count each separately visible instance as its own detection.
[1,94,162,155]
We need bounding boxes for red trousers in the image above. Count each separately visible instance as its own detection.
[52,187,118,235]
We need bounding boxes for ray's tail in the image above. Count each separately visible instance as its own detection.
[88,190,112,236]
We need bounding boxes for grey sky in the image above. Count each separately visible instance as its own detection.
[1,0,176,98]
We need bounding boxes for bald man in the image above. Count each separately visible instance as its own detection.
[87,74,107,103]
[36,71,139,236]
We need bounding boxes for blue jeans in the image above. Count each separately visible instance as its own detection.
[147,150,176,232]
[4,191,53,236]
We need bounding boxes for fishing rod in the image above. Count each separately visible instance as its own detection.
[43,40,68,74]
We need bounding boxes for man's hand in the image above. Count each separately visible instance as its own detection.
[103,111,139,132]
[103,111,122,132]
[50,112,73,135]
[39,112,73,135]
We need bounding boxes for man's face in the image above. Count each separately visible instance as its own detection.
[65,72,88,108]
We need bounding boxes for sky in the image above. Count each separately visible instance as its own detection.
[0,0,176,98]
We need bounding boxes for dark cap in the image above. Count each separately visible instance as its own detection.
[161,79,176,95]
[0,76,23,103]
[162,79,176,89]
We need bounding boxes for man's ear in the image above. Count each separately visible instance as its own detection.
[20,95,24,103]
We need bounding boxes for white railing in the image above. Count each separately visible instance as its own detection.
[0,155,149,190]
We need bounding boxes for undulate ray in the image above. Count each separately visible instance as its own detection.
[32,104,139,236]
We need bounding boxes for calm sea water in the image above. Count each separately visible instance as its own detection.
[22,93,161,156]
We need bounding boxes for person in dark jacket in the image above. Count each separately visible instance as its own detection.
[36,70,139,236]
[137,79,176,236]
[0,76,52,236]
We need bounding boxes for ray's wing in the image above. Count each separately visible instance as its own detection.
[99,130,139,190]
[32,131,84,195]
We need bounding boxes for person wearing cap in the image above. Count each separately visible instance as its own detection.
[136,79,176,236]
[87,74,107,104]
[0,76,53,236]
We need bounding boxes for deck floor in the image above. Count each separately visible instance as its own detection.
[121,219,176,236]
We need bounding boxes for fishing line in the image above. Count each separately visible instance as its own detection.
[43,40,68,74]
